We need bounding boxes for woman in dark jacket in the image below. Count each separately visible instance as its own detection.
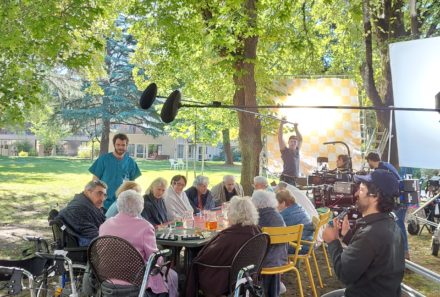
[252,190,287,297]
[186,196,261,297]
[141,177,169,226]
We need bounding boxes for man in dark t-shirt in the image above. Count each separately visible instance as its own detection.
[278,119,302,186]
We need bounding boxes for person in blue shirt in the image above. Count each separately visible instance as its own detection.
[366,152,409,259]
[276,189,314,254]
[89,133,141,211]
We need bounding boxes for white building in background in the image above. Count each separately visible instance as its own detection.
[109,125,221,161]
[0,125,222,161]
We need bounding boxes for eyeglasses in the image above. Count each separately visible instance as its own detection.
[174,182,186,186]
[94,190,108,198]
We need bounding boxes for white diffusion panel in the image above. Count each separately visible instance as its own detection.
[389,37,440,169]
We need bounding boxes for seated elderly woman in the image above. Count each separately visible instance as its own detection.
[105,181,142,218]
[164,175,194,221]
[186,196,261,297]
[185,175,215,213]
[99,190,177,297]
[252,190,287,297]
[276,189,314,254]
[141,177,169,226]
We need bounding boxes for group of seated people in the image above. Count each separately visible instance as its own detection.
[56,174,315,297]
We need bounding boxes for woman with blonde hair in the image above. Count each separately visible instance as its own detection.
[105,181,142,218]
[141,177,169,226]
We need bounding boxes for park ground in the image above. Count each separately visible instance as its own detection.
[0,156,439,296]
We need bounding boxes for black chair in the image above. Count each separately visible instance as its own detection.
[87,235,171,297]
[48,210,88,265]
[193,232,270,296]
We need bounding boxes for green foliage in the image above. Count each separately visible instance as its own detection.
[61,17,164,141]
[0,0,118,126]
[77,141,101,159]
[18,151,29,157]
[15,140,33,153]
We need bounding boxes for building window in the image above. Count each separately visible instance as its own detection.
[177,144,184,159]
[136,144,145,158]
[148,144,162,159]
[127,144,135,157]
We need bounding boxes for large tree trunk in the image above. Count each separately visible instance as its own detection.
[361,0,404,168]
[233,0,261,195]
[100,119,110,155]
[222,129,234,165]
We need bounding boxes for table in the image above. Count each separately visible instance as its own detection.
[156,228,217,297]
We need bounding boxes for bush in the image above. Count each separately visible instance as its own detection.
[28,148,38,156]
[212,147,241,162]
[15,140,33,153]
[77,142,100,159]
[18,151,29,157]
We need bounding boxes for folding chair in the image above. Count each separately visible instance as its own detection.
[261,225,304,297]
[193,233,270,297]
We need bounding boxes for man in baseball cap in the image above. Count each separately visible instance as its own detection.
[321,169,405,297]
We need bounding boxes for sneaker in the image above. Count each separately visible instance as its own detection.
[280,281,287,294]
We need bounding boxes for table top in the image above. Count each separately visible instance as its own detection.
[156,228,217,248]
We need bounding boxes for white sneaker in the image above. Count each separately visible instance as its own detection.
[280,281,287,294]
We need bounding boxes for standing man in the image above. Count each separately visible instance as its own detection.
[322,169,405,297]
[366,152,409,259]
[89,133,141,211]
[278,119,302,186]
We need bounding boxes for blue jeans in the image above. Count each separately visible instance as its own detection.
[394,206,409,252]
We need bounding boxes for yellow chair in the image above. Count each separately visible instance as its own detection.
[261,225,304,297]
[290,210,332,297]
[319,209,333,277]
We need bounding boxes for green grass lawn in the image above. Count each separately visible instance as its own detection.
[1,156,439,296]
[0,156,241,258]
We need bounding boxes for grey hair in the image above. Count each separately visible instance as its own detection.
[251,190,278,209]
[253,176,268,186]
[223,175,236,182]
[117,190,144,217]
[275,181,288,192]
[228,196,259,226]
[194,175,209,187]
[85,179,108,192]
[146,177,168,195]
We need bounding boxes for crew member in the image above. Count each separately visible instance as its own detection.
[278,119,302,186]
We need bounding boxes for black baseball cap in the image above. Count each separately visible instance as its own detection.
[354,169,399,197]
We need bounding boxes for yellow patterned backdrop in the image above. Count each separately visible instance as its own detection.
[265,78,363,176]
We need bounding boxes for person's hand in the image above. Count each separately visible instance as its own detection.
[280,117,287,125]
[293,122,298,128]
[341,215,350,237]
[323,219,340,243]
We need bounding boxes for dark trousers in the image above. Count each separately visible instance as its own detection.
[280,174,296,186]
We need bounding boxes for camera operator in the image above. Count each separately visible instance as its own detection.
[278,118,302,186]
[322,169,405,297]
[366,152,410,259]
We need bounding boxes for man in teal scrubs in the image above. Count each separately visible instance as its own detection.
[89,133,141,211]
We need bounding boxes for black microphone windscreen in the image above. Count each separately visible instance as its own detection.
[160,90,181,123]
[139,83,157,109]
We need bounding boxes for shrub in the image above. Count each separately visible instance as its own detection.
[77,142,100,159]
[18,151,29,157]
[15,140,33,153]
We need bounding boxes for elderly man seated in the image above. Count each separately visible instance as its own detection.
[211,175,244,206]
[99,190,178,297]
[185,175,215,213]
[56,180,107,246]
[253,176,273,192]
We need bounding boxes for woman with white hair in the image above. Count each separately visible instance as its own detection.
[99,190,177,297]
[185,175,215,213]
[141,177,169,226]
[252,190,287,297]
[186,196,261,297]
